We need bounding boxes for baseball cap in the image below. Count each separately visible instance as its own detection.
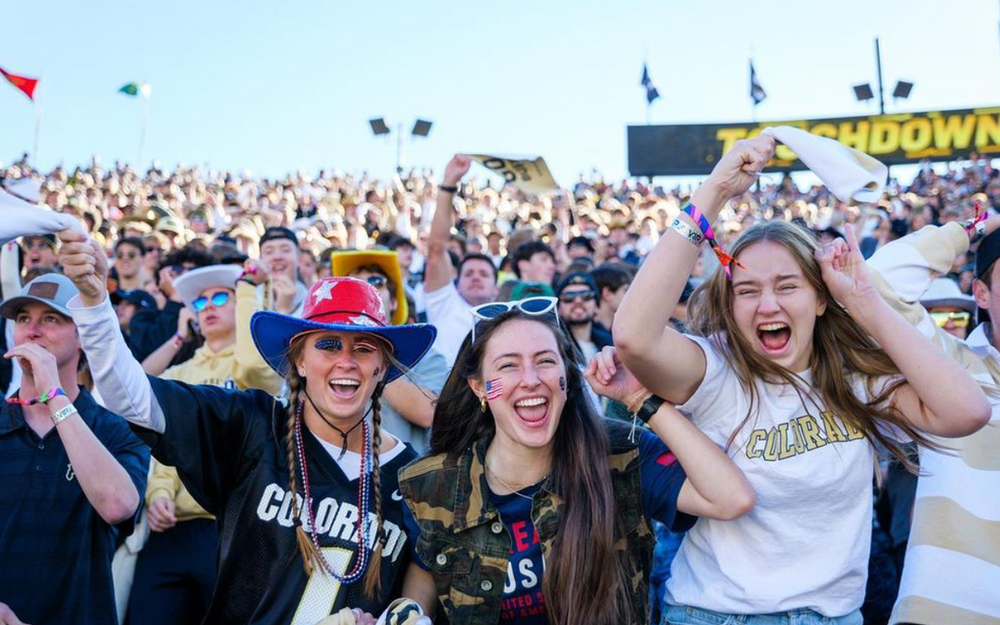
[22,234,58,250]
[259,226,298,247]
[510,281,555,300]
[0,274,79,320]
[111,289,158,311]
[555,271,598,296]
[976,228,1000,280]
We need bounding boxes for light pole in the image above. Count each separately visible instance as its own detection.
[852,37,913,115]
[368,117,434,173]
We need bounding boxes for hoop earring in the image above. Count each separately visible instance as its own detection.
[480,395,487,413]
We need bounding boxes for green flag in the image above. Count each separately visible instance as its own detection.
[119,82,151,98]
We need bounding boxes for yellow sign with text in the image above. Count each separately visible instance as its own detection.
[468,154,559,195]
[628,107,1000,176]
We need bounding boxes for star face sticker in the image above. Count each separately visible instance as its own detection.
[312,281,336,304]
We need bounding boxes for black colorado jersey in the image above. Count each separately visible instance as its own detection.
[136,376,417,625]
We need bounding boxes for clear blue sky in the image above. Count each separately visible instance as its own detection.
[2,0,999,187]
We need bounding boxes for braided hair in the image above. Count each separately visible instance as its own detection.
[283,366,327,576]
[282,336,390,597]
[362,379,385,597]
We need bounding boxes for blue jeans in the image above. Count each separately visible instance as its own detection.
[661,605,864,625]
[650,522,684,624]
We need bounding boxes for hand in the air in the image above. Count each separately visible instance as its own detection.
[585,346,648,408]
[815,223,875,308]
[442,155,471,187]
[58,229,109,307]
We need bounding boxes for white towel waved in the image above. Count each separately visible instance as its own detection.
[761,126,888,204]
[0,188,85,245]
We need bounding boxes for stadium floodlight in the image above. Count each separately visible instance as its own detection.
[369,118,390,136]
[853,83,875,102]
[369,116,435,173]
[412,119,433,137]
[892,81,914,100]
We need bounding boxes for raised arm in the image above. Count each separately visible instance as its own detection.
[868,219,979,304]
[141,307,193,376]
[586,347,755,521]
[232,278,283,394]
[60,230,166,432]
[818,225,991,437]
[4,342,146,525]
[613,136,776,403]
[424,155,470,293]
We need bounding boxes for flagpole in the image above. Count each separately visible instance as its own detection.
[33,74,44,169]
[643,46,651,125]
[138,95,148,170]
[33,101,41,169]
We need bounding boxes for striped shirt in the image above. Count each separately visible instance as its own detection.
[869,221,1000,624]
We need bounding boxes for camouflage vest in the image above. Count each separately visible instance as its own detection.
[398,419,656,625]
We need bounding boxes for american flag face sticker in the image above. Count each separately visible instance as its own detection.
[485,378,504,400]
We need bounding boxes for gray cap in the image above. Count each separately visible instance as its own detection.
[0,274,79,320]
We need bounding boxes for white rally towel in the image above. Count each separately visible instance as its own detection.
[0,187,85,245]
[761,126,888,204]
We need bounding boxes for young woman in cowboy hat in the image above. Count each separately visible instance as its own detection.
[57,230,437,625]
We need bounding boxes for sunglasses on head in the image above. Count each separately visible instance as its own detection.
[929,310,972,328]
[192,291,231,312]
[558,289,596,304]
[469,297,558,343]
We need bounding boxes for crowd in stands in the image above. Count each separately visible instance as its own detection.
[0,145,998,625]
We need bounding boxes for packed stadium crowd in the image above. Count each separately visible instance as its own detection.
[0,137,997,625]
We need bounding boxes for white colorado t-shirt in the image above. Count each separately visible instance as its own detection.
[666,334,889,618]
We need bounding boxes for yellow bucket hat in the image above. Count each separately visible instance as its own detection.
[331,250,408,326]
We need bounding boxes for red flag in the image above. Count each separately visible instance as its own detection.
[0,67,39,101]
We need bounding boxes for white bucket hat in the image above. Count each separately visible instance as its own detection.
[920,277,976,313]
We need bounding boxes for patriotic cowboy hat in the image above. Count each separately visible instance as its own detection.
[250,276,436,383]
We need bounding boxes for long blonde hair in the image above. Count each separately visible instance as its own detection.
[686,220,935,468]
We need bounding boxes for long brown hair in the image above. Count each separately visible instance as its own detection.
[430,312,632,625]
[686,220,936,468]
[282,334,388,597]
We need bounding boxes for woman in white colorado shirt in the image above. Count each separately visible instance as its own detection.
[613,135,990,625]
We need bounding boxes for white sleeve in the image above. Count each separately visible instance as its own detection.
[0,190,85,244]
[1,241,21,300]
[68,295,166,433]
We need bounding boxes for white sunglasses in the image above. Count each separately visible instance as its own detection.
[469,297,558,343]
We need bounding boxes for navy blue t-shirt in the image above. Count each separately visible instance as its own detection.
[404,427,690,624]
[494,483,548,623]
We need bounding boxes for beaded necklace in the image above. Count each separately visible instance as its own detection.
[294,399,373,583]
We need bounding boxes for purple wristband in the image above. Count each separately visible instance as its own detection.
[682,203,717,241]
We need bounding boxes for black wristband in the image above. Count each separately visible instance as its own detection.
[636,394,666,424]
[439,185,459,194]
